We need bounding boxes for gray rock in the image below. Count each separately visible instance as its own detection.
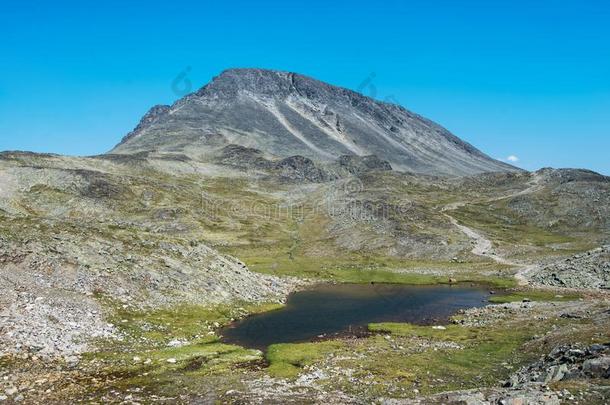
[508,343,610,387]
[336,154,392,175]
[582,356,610,378]
[530,245,610,289]
[542,364,568,383]
[214,144,274,169]
[110,68,519,176]
[274,155,329,182]
[404,387,561,405]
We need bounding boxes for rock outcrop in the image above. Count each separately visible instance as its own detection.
[505,343,610,386]
[530,246,610,289]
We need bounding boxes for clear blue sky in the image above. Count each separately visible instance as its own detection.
[1,0,609,174]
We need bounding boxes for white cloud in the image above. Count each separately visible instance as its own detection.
[506,155,519,162]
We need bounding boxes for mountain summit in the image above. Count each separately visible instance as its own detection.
[110,68,518,176]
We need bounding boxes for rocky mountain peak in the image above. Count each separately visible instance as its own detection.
[195,68,300,98]
[110,68,520,176]
[194,68,351,101]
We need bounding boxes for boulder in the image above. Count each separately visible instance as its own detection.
[582,356,610,378]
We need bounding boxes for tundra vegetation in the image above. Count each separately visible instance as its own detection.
[1,69,608,403]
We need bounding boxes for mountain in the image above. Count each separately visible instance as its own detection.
[110,68,519,176]
[4,69,609,404]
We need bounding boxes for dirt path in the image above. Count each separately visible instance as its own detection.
[442,208,514,265]
[442,173,545,285]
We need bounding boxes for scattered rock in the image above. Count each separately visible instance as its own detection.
[506,343,610,388]
[582,356,610,378]
[166,339,186,348]
[4,387,17,396]
[530,245,610,289]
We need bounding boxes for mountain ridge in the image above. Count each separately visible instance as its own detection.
[111,68,519,176]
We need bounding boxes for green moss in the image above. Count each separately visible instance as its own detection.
[232,253,516,288]
[362,320,546,394]
[369,322,477,341]
[85,301,281,396]
[0,354,15,371]
[93,339,258,370]
[488,290,581,303]
[95,300,284,355]
[266,341,345,378]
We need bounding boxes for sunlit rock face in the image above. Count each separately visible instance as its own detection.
[111,68,519,176]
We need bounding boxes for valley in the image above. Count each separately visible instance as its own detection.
[0,69,608,404]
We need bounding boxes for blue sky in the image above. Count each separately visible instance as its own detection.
[1,0,609,174]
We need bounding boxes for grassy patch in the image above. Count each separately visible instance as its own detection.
[362,320,547,395]
[266,341,345,378]
[0,354,16,371]
[84,301,284,397]
[101,301,285,351]
[233,253,516,288]
[488,290,581,303]
[451,201,597,256]
[92,339,259,374]
[369,322,477,341]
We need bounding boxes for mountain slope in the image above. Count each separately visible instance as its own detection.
[110,68,519,176]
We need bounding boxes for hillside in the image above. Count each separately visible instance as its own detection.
[0,72,608,404]
[111,68,518,176]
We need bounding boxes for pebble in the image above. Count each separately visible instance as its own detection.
[5,388,17,396]
[166,339,185,347]
[166,358,177,364]
[64,356,80,367]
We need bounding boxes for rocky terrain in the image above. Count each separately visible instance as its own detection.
[531,246,610,289]
[0,70,609,403]
[0,152,303,361]
[506,342,610,387]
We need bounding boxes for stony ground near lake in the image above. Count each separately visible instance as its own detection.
[0,150,608,404]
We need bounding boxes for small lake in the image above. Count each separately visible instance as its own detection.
[220,283,490,350]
